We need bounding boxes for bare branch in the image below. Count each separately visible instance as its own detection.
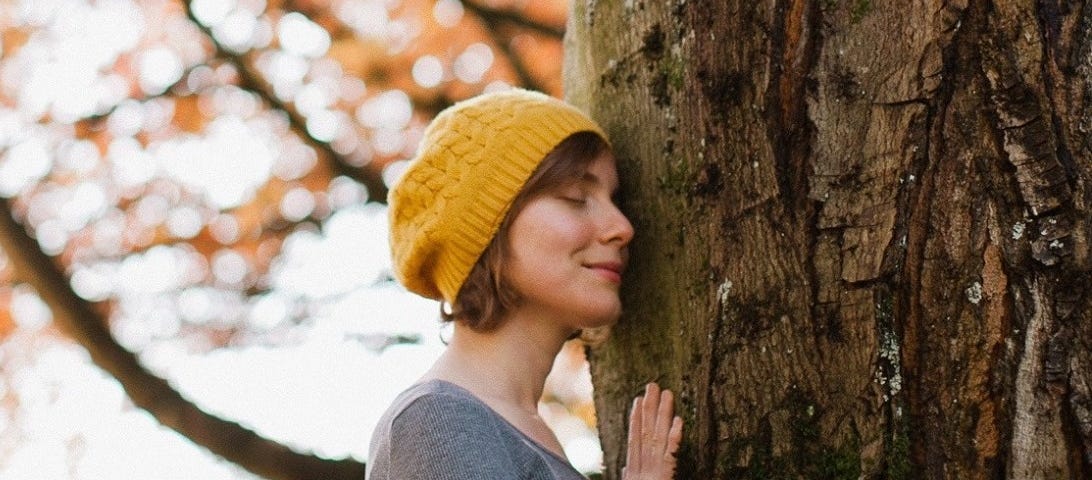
[0,196,366,479]
[461,0,553,94]
[181,1,390,203]
[460,0,565,39]
[278,0,455,115]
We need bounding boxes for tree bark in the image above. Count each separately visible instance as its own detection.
[565,1,1092,478]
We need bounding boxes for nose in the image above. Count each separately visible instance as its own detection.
[601,201,634,246]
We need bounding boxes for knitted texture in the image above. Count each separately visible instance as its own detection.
[388,89,607,302]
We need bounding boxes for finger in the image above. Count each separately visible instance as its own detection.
[663,416,683,473]
[627,395,643,473]
[645,388,671,460]
[642,383,660,443]
[653,389,674,443]
[667,416,683,455]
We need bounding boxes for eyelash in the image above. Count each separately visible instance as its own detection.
[554,186,622,206]
[562,195,587,205]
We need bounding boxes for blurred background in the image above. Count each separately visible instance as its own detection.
[0,0,603,478]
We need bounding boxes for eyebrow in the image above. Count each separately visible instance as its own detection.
[580,171,620,194]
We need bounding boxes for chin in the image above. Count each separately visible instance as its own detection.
[578,305,622,328]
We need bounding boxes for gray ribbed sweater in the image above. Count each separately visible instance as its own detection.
[367,379,588,480]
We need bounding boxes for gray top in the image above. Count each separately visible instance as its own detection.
[367,379,588,480]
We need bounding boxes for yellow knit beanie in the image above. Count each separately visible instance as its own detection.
[388,89,607,302]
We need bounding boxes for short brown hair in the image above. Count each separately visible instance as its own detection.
[440,131,612,331]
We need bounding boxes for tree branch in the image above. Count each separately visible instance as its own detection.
[460,0,565,39]
[278,0,455,115]
[0,196,366,480]
[181,1,389,203]
[461,0,555,94]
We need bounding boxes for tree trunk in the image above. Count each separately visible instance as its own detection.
[565,1,1092,478]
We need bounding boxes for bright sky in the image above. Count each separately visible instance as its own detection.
[0,0,603,478]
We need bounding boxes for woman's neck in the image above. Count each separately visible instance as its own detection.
[423,310,575,413]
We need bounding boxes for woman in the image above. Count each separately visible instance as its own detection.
[369,89,682,479]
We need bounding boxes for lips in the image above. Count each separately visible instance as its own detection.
[585,261,624,283]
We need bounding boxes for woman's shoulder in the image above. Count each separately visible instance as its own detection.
[384,379,496,427]
[369,380,585,480]
[400,378,476,399]
[369,380,533,479]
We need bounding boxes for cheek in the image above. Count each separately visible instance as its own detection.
[512,206,592,250]
[505,213,593,293]
[535,215,591,247]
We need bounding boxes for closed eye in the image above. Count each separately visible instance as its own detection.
[555,183,589,205]
[561,195,588,206]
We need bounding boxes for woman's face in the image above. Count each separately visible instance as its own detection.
[503,151,634,329]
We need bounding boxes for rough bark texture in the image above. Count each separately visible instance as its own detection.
[565,0,1092,478]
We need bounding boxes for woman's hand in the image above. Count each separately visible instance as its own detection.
[622,383,683,480]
